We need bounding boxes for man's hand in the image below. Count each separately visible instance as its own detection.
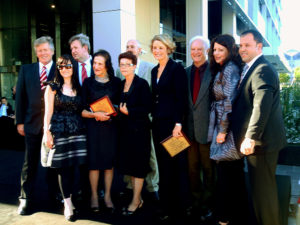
[172,124,183,138]
[240,137,255,155]
[216,132,226,144]
[17,124,25,136]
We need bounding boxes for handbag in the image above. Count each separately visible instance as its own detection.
[40,134,55,167]
[210,131,243,161]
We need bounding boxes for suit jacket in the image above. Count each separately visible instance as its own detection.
[15,62,55,135]
[231,56,286,153]
[184,64,211,144]
[116,59,154,85]
[151,58,188,124]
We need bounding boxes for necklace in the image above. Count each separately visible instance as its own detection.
[95,75,109,83]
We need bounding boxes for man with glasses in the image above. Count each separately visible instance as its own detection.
[16,36,56,215]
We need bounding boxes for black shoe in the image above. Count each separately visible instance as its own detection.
[122,200,143,216]
[65,214,76,222]
[17,199,29,215]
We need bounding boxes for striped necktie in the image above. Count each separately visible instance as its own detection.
[40,66,47,90]
[239,64,249,87]
[81,63,88,84]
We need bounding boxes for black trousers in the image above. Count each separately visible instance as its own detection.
[215,159,249,225]
[20,133,57,200]
[152,119,191,215]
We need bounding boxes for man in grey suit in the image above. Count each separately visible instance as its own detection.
[116,39,159,200]
[231,30,286,225]
[184,36,215,218]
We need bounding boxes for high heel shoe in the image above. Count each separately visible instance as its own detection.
[90,197,100,212]
[123,200,144,216]
[64,198,76,222]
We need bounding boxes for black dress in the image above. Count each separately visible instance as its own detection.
[117,76,151,178]
[49,84,87,168]
[81,76,121,170]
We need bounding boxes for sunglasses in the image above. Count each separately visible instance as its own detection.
[57,64,73,70]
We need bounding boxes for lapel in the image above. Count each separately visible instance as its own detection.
[194,65,210,107]
[47,62,56,81]
[138,60,146,78]
[126,75,138,97]
[186,66,194,106]
[33,63,41,89]
[235,55,265,99]
[156,58,173,87]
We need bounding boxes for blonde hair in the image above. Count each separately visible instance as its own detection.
[150,34,176,55]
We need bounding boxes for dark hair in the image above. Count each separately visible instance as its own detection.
[54,54,81,94]
[241,29,263,44]
[92,50,115,80]
[118,51,137,65]
[1,97,7,100]
[209,34,242,76]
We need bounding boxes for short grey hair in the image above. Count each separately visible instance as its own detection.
[189,35,210,50]
[34,36,54,51]
[127,39,141,48]
[69,33,91,52]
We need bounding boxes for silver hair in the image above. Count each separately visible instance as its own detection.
[34,36,55,51]
[69,33,91,52]
[189,35,210,50]
[127,39,141,48]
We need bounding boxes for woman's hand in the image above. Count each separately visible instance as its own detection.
[120,103,129,115]
[172,124,183,138]
[94,111,110,121]
[216,132,226,144]
[45,131,54,149]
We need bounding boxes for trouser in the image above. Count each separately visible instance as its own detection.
[20,133,57,200]
[247,151,280,225]
[187,141,215,210]
[152,119,191,214]
[215,159,249,225]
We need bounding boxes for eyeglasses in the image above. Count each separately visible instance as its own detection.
[57,64,73,70]
[119,63,134,68]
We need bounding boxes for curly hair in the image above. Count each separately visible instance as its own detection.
[92,49,115,80]
[118,51,137,65]
[54,54,81,94]
[208,34,242,76]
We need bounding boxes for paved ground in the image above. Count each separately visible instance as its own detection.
[0,147,299,225]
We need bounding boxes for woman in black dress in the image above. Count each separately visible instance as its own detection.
[117,51,151,215]
[44,54,87,221]
[150,34,190,220]
[81,50,121,212]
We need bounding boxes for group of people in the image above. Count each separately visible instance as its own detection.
[15,30,286,225]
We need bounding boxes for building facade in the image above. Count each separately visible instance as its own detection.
[0,0,290,105]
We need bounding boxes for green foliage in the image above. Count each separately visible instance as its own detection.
[280,83,300,143]
[295,67,300,82]
[279,73,290,83]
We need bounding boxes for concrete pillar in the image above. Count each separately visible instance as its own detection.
[135,0,159,63]
[92,0,136,70]
[186,0,208,66]
[222,2,237,41]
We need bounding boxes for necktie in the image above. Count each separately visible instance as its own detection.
[81,63,88,84]
[239,64,249,86]
[40,66,47,90]
[193,67,201,104]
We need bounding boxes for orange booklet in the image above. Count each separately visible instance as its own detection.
[90,95,117,116]
[160,133,191,157]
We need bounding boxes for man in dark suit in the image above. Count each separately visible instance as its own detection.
[15,36,56,215]
[69,33,94,86]
[231,29,286,225]
[184,36,215,218]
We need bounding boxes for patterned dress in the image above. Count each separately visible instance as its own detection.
[49,84,87,168]
[207,61,243,161]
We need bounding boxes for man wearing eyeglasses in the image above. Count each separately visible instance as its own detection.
[69,33,95,86]
[116,39,159,202]
[15,36,56,215]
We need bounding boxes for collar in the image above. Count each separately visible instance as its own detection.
[192,61,208,72]
[246,53,263,70]
[39,61,53,74]
[79,55,92,66]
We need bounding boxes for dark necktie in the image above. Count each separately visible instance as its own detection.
[40,66,47,90]
[193,67,201,104]
[81,63,88,84]
[238,64,249,87]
